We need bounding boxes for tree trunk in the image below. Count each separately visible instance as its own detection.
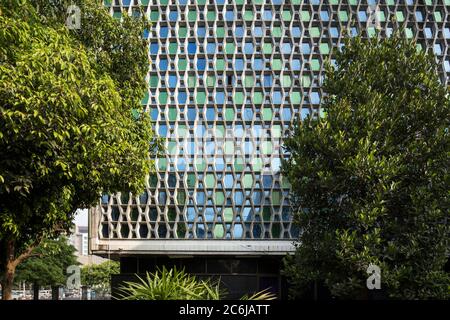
[51,286,60,300]
[1,240,17,300]
[33,283,39,300]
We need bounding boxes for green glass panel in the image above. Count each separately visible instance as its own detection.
[159,92,168,104]
[207,11,216,21]
[320,43,330,54]
[291,92,301,104]
[262,141,273,155]
[252,158,262,171]
[149,174,158,188]
[379,11,386,22]
[253,92,263,104]
[205,174,215,188]
[104,0,112,6]
[216,59,225,71]
[113,12,121,19]
[141,91,149,105]
[272,27,282,37]
[282,75,291,87]
[301,11,310,21]
[150,76,158,88]
[434,12,442,22]
[187,173,196,188]
[282,10,292,21]
[215,192,225,205]
[272,59,282,70]
[150,10,158,21]
[339,11,348,22]
[225,42,235,55]
[168,141,177,155]
[272,224,281,238]
[395,11,404,22]
[243,174,253,188]
[245,75,254,87]
[197,0,206,4]
[207,75,215,87]
[213,224,224,238]
[272,191,281,205]
[140,0,149,5]
[224,141,234,154]
[405,28,413,39]
[168,107,177,121]
[235,0,244,4]
[234,92,244,105]
[178,27,187,38]
[263,43,272,55]
[367,28,376,38]
[349,0,357,4]
[311,59,320,71]
[160,0,168,4]
[188,10,196,22]
[223,208,233,222]
[195,158,206,171]
[244,11,253,21]
[234,157,244,171]
[188,76,196,88]
[262,108,272,121]
[168,208,176,221]
[263,207,271,221]
[272,125,282,138]
[178,59,187,71]
[310,27,320,38]
[177,191,186,205]
[177,223,186,238]
[216,27,225,38]
[225,108,235,121]
[157,158,167,170]
[196,91,206,104]
[281,175,291,188]
[292,0,301,4]
[168,42,177,55]
[302,76,311,87]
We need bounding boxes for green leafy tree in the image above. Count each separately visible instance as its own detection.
[0,0,159,299]
[282,33,449,299]
[14,237,79,298]
[81,260,119,296]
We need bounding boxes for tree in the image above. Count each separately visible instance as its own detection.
[282,32,449,299]
[14,237,79,299]
[81,260,119,296]
[0,0,159,299]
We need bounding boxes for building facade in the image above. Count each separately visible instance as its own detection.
[89,0,450,298]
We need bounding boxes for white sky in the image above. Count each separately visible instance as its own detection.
[74,208,88,227]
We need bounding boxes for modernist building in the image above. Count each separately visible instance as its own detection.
[89,0,450,298]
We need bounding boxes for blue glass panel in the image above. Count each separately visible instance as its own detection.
[216,0,224,4]
[263,175,273,188]
[415,11,423,21]
[196,224,205,238]
[263,10,272,20]
[187,107,196,121]
[225,11,234,21]
[188,42,197,54]
[292,59,301,70]
[197,192,205,205]
[234,192,244,205]
[282,107,291,121]
[292,27,301,37]
[151,108,159,121]
[159,59,168,71]
[252,192,262,205]
[358,11,367,22]
[150,42,158,54]
[216,92,225,104]
[197,58,206,71]
[243,107,253,121]
[206,43,216,54]
[215,158,224,171]
[178,92,187,104]
[169,75,177,88]
[205,208,215,222]
[235,59,244,71]
[264,75,272,87]
[253,26,263,37]
[272,91,282,104]
[301,43,310,54]
[254,59,263,70]
[197,27,206,37]
[320,11,329,21]
[282,43,291,54]
[206,108,215,121]
[233,224,243,238]
[158,124,167,136]
[235,26,244,37]
[187,207,195,222]
[179,0,187,4]
[177,158,186,171]
[310,92,320,104]
[242,208,252,221]
[159,191,167,203]
[244,42,254,54]
[160,27,168,38]
[224,174,233,188]
[169,11,178,21]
